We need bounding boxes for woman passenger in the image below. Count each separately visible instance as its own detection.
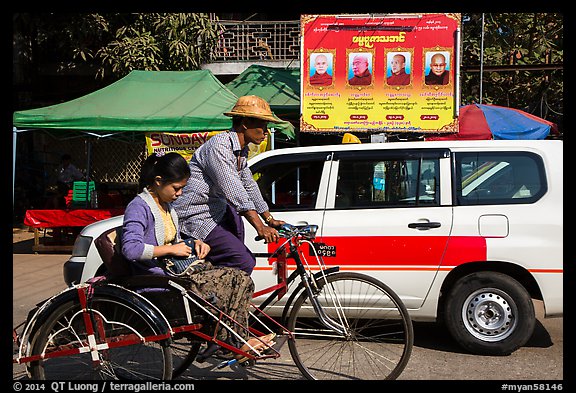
[121,152,274,358]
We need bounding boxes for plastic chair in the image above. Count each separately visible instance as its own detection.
[71,181,95,208]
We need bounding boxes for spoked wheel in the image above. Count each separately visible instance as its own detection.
[139,290,203,379]
[170,334,202,379]
[287,272,413,380]
[29,296,172,380]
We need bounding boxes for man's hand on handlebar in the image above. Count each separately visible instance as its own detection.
[267,218,286,229]
[263,218,286,243]
[256,225,281,244]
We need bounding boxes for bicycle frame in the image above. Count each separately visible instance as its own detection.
[252,227,347,336]
[13,278,284,367]
[13,224,366,374]
[13,282,176,366]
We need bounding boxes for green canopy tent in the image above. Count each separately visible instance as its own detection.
[13,70,295,201]
[225,64,300,121]
[14,69,298,132]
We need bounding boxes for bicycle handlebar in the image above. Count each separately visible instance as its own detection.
[254,223,318,241]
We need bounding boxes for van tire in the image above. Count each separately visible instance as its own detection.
[444,271,535,356]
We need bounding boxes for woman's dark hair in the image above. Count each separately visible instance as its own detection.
[138,152,190,191]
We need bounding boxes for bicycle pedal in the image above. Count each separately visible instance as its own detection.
[216,355,256,369]
[235,357,256,367]
[241,358,256,367]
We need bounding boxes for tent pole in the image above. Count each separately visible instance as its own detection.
[85,137,92,208]
[13,127,33,210]
[479,13,485,104]
[86,137,91,183]
[270,127,275,204]
[13,127,17,208]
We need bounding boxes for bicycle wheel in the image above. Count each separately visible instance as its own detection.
[29,296,172,380]
[287,272,413,380]
[138,285,202,379]
[170,334,201,378]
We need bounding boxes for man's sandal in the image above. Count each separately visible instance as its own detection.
[235,332,277,361]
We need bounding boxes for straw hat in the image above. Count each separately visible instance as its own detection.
[224,95,282,123]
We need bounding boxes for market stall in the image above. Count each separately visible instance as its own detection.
[13,69,296,205]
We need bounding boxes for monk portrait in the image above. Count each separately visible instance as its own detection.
[309,54,333,86]
[348,53,372,86]
[387,53,410,86]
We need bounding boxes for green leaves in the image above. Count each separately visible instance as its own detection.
[89,13,223,78]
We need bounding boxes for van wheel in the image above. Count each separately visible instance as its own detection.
[444,272,535,356]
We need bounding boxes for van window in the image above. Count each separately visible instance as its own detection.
[455,152,547,205]
[336,157,440,208]
[252,158,325,211]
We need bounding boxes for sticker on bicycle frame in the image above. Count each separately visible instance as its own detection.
[310,243,336,257]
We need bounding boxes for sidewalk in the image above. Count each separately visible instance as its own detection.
[13,227,72,380]
[12,226,70,330]
[12,226,36,252]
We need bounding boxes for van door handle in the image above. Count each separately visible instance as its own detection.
[408,222,441,230]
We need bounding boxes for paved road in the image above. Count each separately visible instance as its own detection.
[12,245,563,382]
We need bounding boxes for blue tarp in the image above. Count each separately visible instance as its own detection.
[427,104,558,140]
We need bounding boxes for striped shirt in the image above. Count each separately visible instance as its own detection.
[173,131,269,240]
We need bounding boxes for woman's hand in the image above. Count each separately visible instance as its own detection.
[194,239,211,259]
[170,241,192,257]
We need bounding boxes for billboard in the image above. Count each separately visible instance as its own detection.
[300,13,461,133]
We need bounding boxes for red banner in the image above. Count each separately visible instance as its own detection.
[300,13,461,133]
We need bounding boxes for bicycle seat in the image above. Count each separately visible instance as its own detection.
[94,226,131,277]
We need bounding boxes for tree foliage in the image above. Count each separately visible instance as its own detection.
[93,13,223,78]
[460,13,563,129]
[13,13,223,79]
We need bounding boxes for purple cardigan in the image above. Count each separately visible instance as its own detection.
[121,188,183,275]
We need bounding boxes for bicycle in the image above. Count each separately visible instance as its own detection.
[13,223,413,380]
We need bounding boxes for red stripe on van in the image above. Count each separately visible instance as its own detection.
[441,236,487,265]
[253,266,452,272]
[528,268,563,274]
[267,236,487,267]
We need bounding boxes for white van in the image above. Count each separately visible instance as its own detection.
[64,139,563,356]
